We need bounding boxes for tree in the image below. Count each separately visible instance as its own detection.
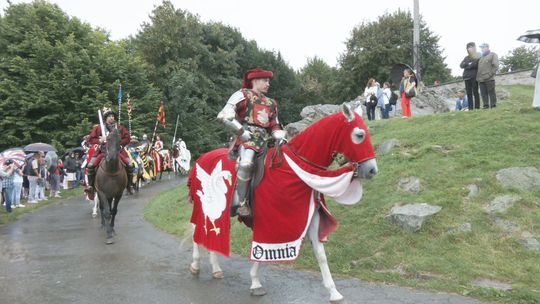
[297,57,339,106]
[133,1,300,156]
[499,46,538,73]
[336,10,451,101]
[0,1,161,151]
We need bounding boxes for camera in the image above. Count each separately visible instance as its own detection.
[4,159,13,166]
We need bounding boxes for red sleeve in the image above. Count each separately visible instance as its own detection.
[119,125,131,146]
[88,125,102,145]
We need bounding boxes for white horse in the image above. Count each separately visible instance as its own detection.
[188,106,378,303]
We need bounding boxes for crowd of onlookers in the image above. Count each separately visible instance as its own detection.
[1,151,85,213]
[355,41,505,119]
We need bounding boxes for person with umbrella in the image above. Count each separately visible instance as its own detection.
[27,151,44,204]
[518,29,540,108]
[532,49,540,108]
[1,159,16,212]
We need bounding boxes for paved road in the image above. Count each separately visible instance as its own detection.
[0,177,482,304]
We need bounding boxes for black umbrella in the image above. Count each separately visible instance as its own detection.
[23,142,57,152]
[67,147,85,154]
[390,63,415,88]
[517,29,540,44]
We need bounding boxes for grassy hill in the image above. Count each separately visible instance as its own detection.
[145,85,540,304]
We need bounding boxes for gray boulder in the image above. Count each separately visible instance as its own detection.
[496,167,540,191]
[386,203,442,232]
[493,218,519,234]
[520,231,540,252]
[485,194,521,214]
[466,184,479,198]
[447,223,472,234]
[377,139,400,155]
[285,104,341,137]
[398,176,421,193]
[472,279,512,291]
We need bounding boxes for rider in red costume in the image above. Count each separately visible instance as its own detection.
[84,107,134,199]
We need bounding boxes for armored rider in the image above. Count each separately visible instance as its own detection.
[217,68,286,217]
[84,107,135,199]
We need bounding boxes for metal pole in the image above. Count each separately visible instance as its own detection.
[413,0,421,81]
[117,82,122,124]
[172,114,180,147]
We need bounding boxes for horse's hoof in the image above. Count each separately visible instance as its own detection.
[189,265,200,276]
[105,238,114,245]
[250,287,267,296]
[329,296,345,304]
[92,213,97,218]
[212,271,224,279]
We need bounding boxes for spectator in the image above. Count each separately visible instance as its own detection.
[75,155,82,188]
[27,152,43,204]
[455,89,469,111]
[433,80,441,86]
[374,82,385,120]
[1,160,16,213]
[476,43,499,109]
[381,82,392,119]
[399,68,417,118]
[363,78,378,121]
[64,152,77,188]
[532,49,540,108]
[12,163,25,208]
[49,159,62,198]
[37,157,48,201]
[460,42,481,110]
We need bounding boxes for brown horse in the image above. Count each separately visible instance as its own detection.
[95,127,127,244]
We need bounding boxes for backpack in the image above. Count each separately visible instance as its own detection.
[389,92,398,106]
[23,157,33,175]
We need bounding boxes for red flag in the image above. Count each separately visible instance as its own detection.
[156,101,165,127]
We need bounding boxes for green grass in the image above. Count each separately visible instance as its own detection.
[145,85,540,304]
[0,186,84,224]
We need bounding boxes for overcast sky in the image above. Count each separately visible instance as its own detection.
[2,0,539,77]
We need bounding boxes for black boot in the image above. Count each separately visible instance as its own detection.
[85,165,96,200]
[126,164,134,194]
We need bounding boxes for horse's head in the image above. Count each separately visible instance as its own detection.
[105,127,120,162]
[287,104,377,179]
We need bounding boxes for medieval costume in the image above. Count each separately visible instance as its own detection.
[84,107,134,199]
[217,68,286,216]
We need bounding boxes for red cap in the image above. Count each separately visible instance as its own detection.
[241,68,273,89]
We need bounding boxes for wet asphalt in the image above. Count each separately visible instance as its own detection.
[0,176,482,304]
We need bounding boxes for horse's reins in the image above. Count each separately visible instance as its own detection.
[281,144,360,177]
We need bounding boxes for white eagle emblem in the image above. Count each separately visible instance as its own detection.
[196,160,232,235]
[257,109,269,124]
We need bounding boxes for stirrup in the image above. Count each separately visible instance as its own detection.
[237,203,251,217]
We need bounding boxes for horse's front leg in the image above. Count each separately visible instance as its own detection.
[308,210,343,303]
[250,262,267,296]
[209,251,223,279]
[110,197,120,235]
[190,224,201,275]
[92,196,98,218]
